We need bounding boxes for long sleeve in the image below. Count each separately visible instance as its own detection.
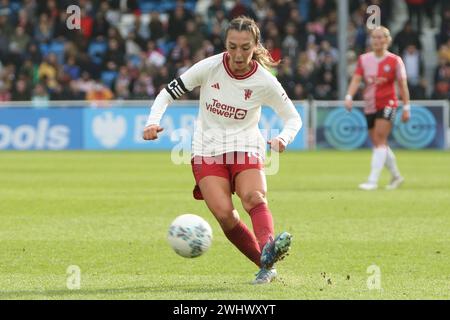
[145,88,174,126]
[145,57,211,126]
[264,80,302,145]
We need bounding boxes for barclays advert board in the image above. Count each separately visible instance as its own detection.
[0,103,308,150]
[0,108,83,150]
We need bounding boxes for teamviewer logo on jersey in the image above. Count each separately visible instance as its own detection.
[234,109,247,120]
[205,99,248,120]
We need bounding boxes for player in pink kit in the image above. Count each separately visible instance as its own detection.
[345,26,411,190]
[143,16,302,283]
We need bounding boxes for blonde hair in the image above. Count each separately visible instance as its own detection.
[371,26,392,47]
[225,16,279,70]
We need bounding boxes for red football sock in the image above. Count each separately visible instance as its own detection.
[248,202,274,251]
[223,220,261,267]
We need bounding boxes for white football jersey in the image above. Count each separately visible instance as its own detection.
[146,52,302,157]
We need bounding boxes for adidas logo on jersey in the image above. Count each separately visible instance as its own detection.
[211,83,220,90]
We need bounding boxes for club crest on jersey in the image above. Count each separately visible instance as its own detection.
[211,83,220,90]
[383,65,391,73]
[244,89,253,100]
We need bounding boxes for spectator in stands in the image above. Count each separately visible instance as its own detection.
[145,40,166,69]
[34,13,54,44]
[11,78,32,101]
[252,0,269,21]
[133,14,149,41]
[434,58,450,84]
[432,80,450,99]
[9,26,30,62]
[0,80,11,101]
[24,42,42,65]
[0,0,447,102]
[91,11,111,40]
[63,56,81,80]
[0,14,13,61]
[168,2,193,41]
[152,65,172,93]
[209,8,228,35]
[282,22,300,60]
[169,35,191,65]
[31,82,50,107]
[149,11,165,43]
[265,38,282,67]
[86,80,114,101]
[393,20,421,55]
[114,65,132,95]
[185,19,205,54]
[403,44,427,99]
[229,0,256,20]
[208,22,225,54]
[207,0,227,23]
[18,58,35,82]
[436,7,450,47]
[133,72,155,99]
[438,39,450,63]
[74,71,96,95]
[37,53,59,89]
[103,38,125,69]
[16,8,34,36]
[277,56,296,97]
[405,0,426,32]
[309,0,335,21]
[125,30,143,58]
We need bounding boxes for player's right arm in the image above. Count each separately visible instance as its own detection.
[345,74,362,112]
[143,58,209,140]
[345,56,364,112]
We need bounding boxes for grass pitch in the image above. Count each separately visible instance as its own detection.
[0,150,449,300]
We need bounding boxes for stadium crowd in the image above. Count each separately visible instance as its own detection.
[0,0,449,103]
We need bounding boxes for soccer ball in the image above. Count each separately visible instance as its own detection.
[167,214,213,258]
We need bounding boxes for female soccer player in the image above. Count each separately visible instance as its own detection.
[143,16,302,284]
[345,26,411,190]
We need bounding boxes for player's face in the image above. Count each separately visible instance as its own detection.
[226,30,256,74]
[370,29,388,52]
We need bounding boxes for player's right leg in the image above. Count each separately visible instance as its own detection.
[360,114,379,190]
[198,176,262,267]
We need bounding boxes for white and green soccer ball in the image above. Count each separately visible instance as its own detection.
[167,214,213,258]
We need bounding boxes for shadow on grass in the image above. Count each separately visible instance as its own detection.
[0,284,243,299]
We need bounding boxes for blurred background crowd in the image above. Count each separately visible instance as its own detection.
[0,0,449,104]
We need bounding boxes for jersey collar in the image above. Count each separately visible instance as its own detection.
[222,52,258,80]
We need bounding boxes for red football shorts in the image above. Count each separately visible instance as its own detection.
[191,152,264,200]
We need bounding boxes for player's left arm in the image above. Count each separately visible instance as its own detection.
[264,80,302,153]
[396,57,411,123]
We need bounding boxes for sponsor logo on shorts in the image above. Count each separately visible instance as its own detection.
[383,106,396,120]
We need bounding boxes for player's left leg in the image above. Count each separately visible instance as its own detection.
[235,168,292,284]
[385,146,404,189]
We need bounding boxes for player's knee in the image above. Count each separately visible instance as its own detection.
[372,133,385,147]
[242,190,267,211]
[214,207,239,231]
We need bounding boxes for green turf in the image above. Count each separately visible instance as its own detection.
[0,150,449,300]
